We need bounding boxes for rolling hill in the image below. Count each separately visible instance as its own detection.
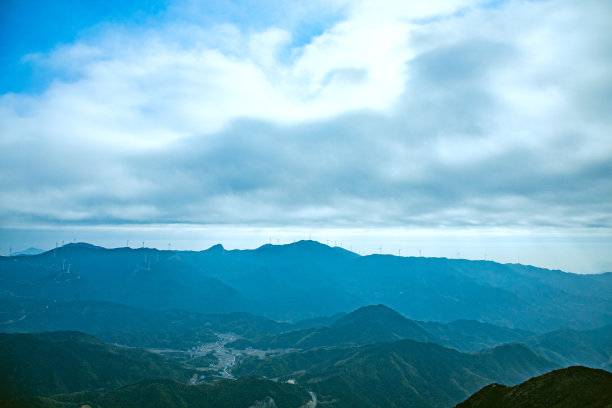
[0,330,313,408]
[229,304,532,352]
[0,331,191,400]
[0,298,290,349]
[91,377,311,408]
[235,338,559,407]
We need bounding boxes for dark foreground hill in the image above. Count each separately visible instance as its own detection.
[455,366,612,408]
[2,377,311,408]
[94,377,310,408]
[0,332,311,408]
[0,331,190,399]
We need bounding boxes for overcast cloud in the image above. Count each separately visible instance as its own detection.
[1,0,611,270]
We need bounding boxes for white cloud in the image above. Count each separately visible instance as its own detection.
[0,0,611,250]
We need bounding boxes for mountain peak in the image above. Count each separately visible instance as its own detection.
[206,243,225,252]
[12,247,45,256]
[333,304,407,327]
[64,242,104,250]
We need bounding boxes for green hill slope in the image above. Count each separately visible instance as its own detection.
[455,366,612,408]
[0,331,191,400]
[525,324,612,369]
[95,376,311,408]
[235,339,558,407]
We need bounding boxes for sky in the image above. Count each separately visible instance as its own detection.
[1,0,611,273]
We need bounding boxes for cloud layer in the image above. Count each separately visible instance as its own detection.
[1,0,611,240]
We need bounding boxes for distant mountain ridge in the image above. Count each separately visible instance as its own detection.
[11,247,45,256]
[2,240,611,331]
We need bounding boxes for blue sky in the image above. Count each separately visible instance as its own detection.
[1,0,611,273]
[0,0,169,92]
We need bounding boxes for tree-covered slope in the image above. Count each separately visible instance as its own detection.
[0,331,191,400]
[235,339,558,407]
[455,366,612,408]
[94,377,311,408]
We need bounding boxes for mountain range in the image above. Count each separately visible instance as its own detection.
[1,241,612,407]
[2,241,611,331]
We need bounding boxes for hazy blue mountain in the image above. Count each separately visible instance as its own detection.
[177,241,365,319]
[229,304,534,353]
[12,248,45,256]
[2,240,611,331]
[0,244,248,314]
[175,241,612,330]
[229,304,434,350]
[235,338,558,408]
[455,366,612,408]
[289,312,346,330]
[525,324,612,369]
[420,319,534,352]
[0,298,290,349]
[336,255,612,331]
